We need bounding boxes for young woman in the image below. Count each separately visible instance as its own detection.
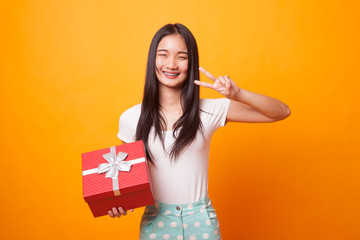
[109,23,290,240]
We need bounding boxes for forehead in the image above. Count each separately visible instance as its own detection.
[157,34,187,52]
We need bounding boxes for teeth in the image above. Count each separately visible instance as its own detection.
[164,72,179,76]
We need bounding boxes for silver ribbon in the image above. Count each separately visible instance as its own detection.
[98,146,132,179]
[83,146,145,196]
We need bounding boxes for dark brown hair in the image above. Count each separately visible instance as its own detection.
[136,23,202,164]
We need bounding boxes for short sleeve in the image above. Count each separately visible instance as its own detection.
[200,98,231,131]
[117,104,141,143]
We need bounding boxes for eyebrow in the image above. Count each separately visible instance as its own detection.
[157,49,188,55]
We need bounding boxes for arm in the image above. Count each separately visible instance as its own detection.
[227,88,291,123]
[194,67,291,123]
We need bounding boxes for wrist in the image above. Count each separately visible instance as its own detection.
[233,87,246,102]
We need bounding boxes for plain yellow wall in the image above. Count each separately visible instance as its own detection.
[1,1,359,239]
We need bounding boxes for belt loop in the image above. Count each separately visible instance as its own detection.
[201,197,206,205]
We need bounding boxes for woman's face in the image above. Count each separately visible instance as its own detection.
[155,34,189,89]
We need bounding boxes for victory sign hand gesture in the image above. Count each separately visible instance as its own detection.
[194,67,241,100]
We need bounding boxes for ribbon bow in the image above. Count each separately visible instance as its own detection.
[98,146,132,179]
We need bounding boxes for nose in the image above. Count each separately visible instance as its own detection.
[166,56,178,69]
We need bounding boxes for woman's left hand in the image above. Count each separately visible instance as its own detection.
[194,67,241,100]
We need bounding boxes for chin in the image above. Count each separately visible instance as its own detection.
[158,76,187,89]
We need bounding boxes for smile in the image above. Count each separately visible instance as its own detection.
[163,72,180,76]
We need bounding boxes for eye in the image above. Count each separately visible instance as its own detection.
[157,53,166,57]
[178,56,188,60]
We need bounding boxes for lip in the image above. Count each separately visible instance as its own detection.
[163,71,180,79]
[163,71,180,75]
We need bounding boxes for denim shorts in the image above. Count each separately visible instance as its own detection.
[139,195,221,240]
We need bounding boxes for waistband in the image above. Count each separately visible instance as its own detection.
[147,195,212,215]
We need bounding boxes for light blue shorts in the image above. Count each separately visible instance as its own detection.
[139,195,221,240]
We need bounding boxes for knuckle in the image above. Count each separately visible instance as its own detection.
[118,207,124,214]
[112,207,118,214]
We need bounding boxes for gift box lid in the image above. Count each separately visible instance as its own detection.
[82,140,151,203]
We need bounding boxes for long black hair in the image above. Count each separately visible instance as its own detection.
[136,23,202,164]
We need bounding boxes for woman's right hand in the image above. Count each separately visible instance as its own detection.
[108,207,134,218]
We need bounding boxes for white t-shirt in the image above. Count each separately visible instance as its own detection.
[117,98,230,204]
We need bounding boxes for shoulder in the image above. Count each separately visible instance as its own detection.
[120,103,142,120]
[119,103,142,126]
[200,98,230,112]
[118,103,142,143]
[199,98,231,129]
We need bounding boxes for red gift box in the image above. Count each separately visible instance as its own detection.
[82,140,154,217]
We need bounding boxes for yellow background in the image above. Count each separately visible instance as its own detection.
[1,1,359,239]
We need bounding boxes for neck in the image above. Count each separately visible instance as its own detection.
[159,85,183,112]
